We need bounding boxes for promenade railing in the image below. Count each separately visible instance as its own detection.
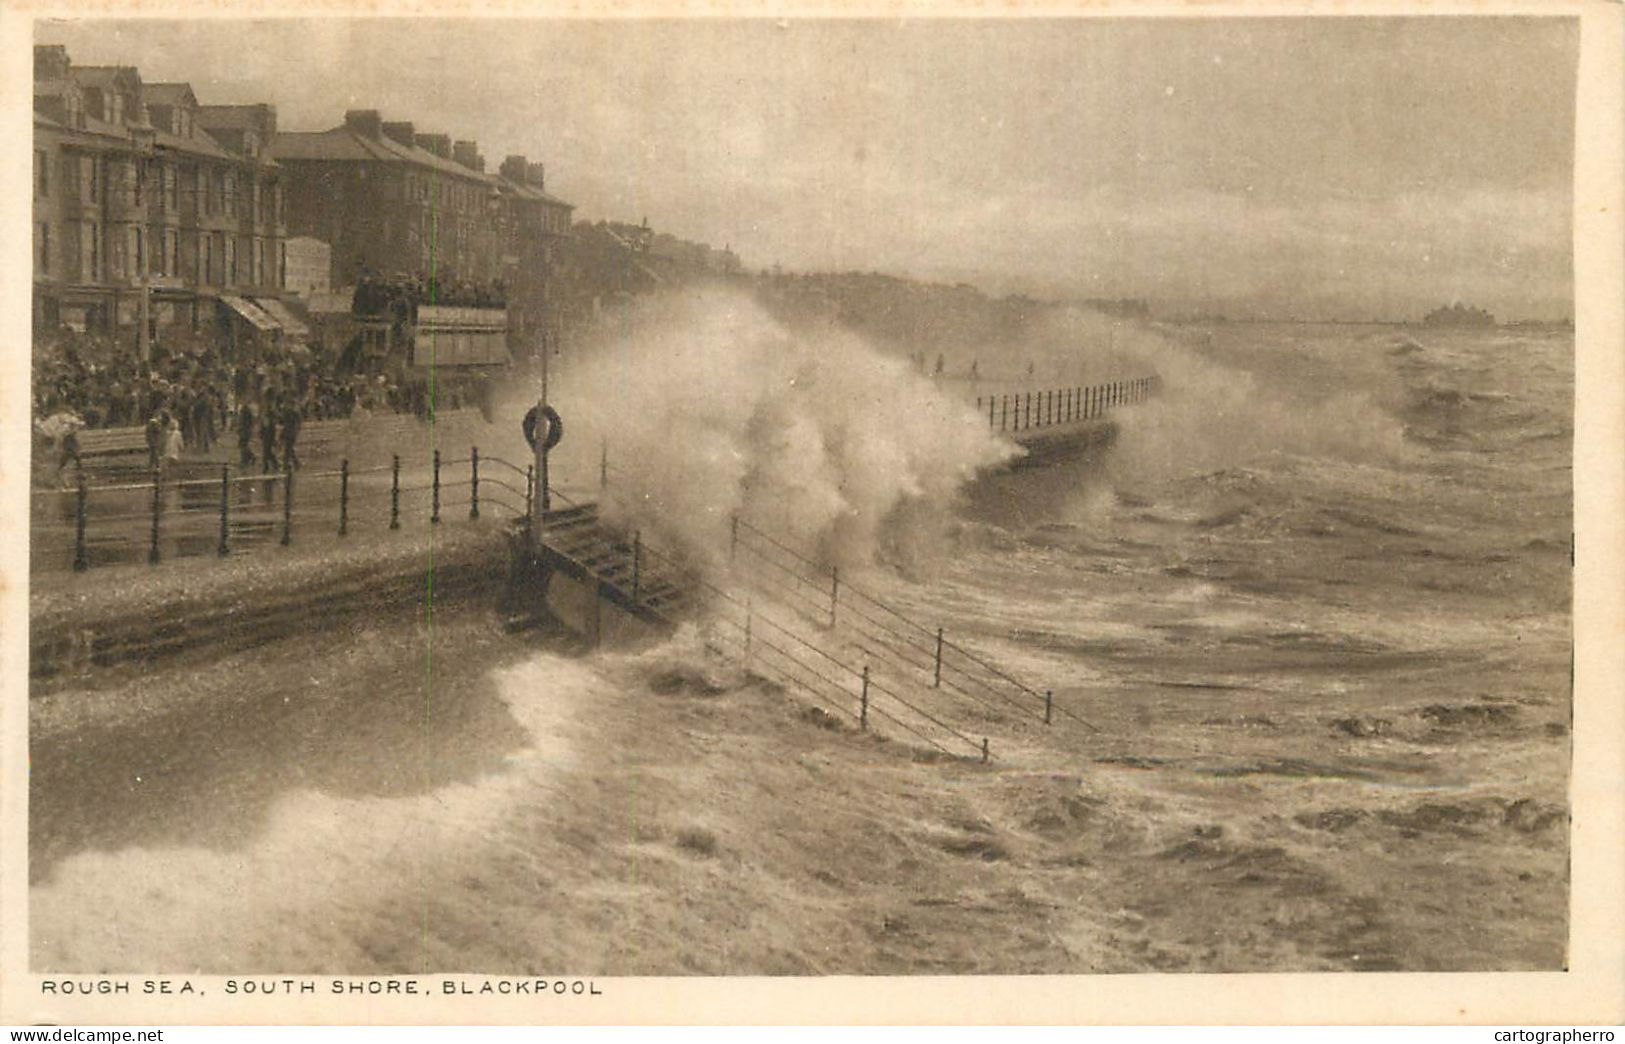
[974,374,1161,434]
[31,445,532,575]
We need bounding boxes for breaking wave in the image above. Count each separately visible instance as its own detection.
[538,289,1019,569]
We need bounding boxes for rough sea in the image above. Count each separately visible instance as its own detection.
[30,306,1572,974]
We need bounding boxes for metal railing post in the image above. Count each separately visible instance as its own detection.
[148,468,161,565]
[281,464,293,546]
[743,599,752,661]
[469,446,480,519]
[540,441,551,513]
[730,514,739,565]
[631,530,641,603]
[524,464,535,541]
[218,464,230,556]
[339,459,350,536]
[934,627,944,688]
[73,467,88,572]
[599,438,608,491]
[988,396,995,429]
[1045,689,1053,725]
[390,454,401,530]
[1001,395,1008,431]
[860,665,870,731]
[829,567,839,628]
[431,448,441,524]
[982,737,990,764]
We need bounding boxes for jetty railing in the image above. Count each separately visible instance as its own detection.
[597,439,1111,761]
[975,374,1161,434]
[636,536,992,763]
[724,515,1097,735]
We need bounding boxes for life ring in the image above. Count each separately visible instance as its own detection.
[522,403,564,451]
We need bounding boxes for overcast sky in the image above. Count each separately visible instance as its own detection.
[38,17,1577,320]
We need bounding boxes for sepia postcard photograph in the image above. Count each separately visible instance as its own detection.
[1,0,1621,1028]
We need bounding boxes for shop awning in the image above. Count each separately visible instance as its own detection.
[254,297,311,340]
[220,294,278,333]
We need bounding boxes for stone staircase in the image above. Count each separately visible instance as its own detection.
[509,502,693,632]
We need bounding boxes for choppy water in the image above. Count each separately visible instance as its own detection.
[30,318,1572,975]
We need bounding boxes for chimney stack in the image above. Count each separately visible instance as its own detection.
[452,140,479,170]
[34,44,70,81]
[381,120,416,147]
[414,133,451,159]
[500,155,528,182]
[344,109,382,139]
[526,162,546,190]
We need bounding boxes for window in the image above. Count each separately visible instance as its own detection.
[170,231,180,278]
[224,172,236,218]
[35,149,48,197]
[203,233,214,284]
[165,167,178,212]
[157,229,167,276]
[226,237,237,285]
[88,222,100,281]
[38,222,50,271]
[278,241,286,288]
[132,161,143,207]
[134,226,144,275]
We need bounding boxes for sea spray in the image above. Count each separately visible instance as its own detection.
[538,288,1020,569]
[1005,307,1411,490]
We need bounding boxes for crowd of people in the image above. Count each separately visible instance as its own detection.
[31,324,478,478]
[351,270,509,317]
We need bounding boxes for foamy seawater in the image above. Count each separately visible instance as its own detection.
[31,318,1572,974]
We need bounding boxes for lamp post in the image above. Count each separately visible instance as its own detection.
[129,123,157,365]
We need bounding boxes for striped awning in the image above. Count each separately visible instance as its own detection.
[219,294,278,333]
[254,297,311,339]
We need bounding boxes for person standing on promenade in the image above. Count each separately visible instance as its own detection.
[163,411,184,466]
[258,393,280,474]
[236,398,257,470]
[279,396,303,472]
[192,379,214,454]
[145,409,165,471]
